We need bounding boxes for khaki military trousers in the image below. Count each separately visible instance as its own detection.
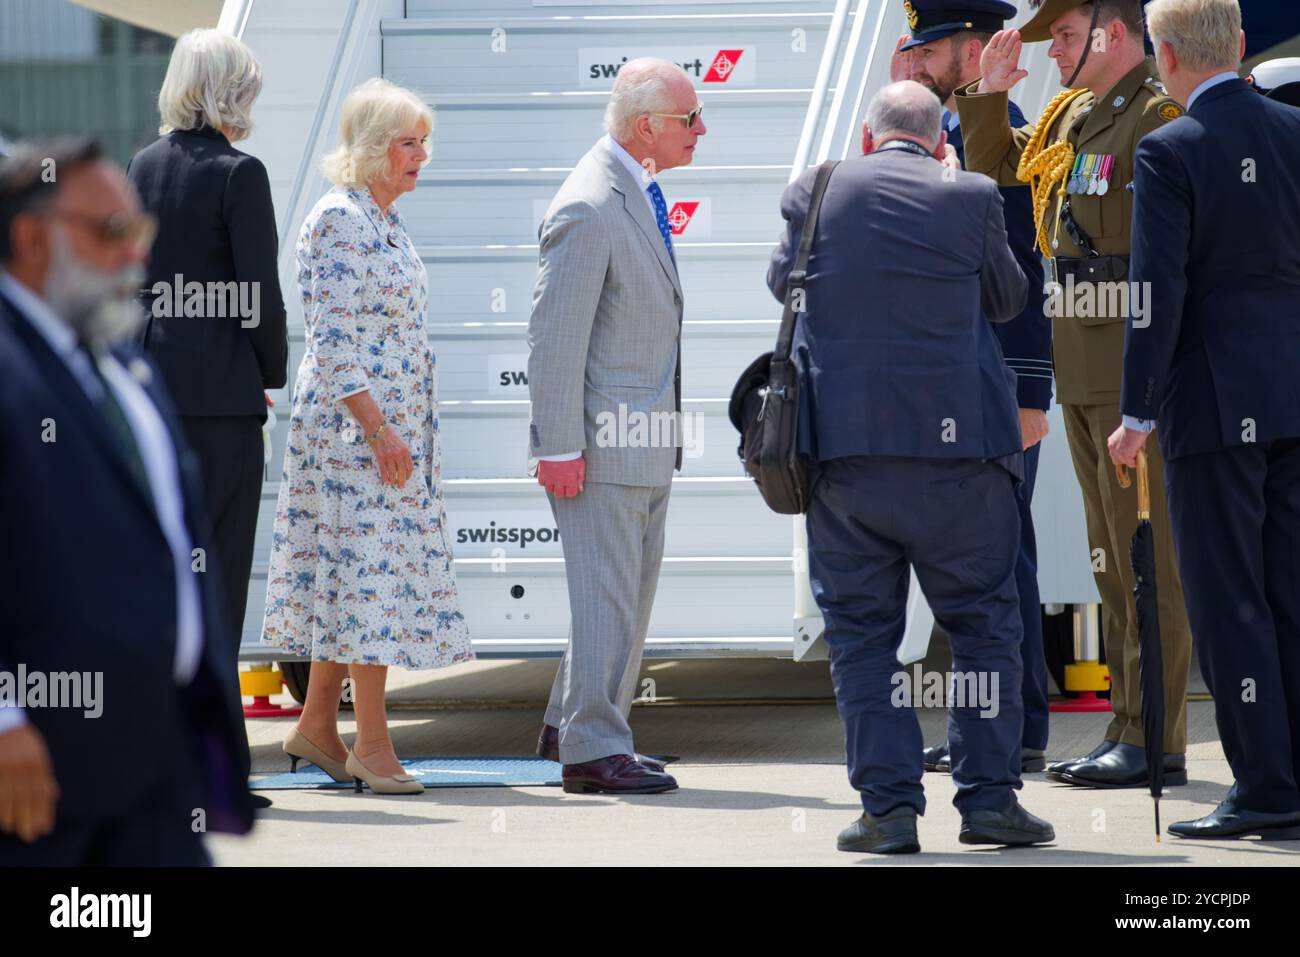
[1062,403,1193,753]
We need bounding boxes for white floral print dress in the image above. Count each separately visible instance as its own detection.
[261,186,473,669]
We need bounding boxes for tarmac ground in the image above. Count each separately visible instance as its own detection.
[210,657,1300,866]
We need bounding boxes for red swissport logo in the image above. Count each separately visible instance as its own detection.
[704,50,744,83]
[667,202,699,235]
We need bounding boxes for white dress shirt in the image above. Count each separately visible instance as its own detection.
[0,272,203,735]
[536,135,663,465]
[1120,73,1234,434]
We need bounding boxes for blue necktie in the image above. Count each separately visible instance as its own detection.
[646,181,675,259]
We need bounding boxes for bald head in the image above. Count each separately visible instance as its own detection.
[864,80,944,151]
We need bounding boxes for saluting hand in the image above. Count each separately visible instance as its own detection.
[889,34,913,84]
[978,29,1029,94]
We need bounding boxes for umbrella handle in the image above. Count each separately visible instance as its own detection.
[1114,448,1151,521]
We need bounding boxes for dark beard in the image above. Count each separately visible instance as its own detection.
[914,58,966,105]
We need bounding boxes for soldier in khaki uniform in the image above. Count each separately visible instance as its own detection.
[954,0,1193,788]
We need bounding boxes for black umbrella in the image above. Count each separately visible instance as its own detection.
[1117,448,1165,840]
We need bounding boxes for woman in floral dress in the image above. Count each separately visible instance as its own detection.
[262,78,472,795]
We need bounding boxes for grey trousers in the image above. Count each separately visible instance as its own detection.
[543,481,671,764]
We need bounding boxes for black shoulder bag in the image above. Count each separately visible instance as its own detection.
[727,160,838,515]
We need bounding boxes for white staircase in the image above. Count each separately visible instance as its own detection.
[236,0,1100,664]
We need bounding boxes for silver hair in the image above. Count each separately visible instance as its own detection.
[158,29,262,140]
[865,81,943,148]
[1146,0,1242,73]
[602,58,690,141]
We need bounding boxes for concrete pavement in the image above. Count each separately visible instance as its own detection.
[210,658,1300,866]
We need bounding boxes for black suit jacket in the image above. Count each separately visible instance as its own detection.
[0,289,254,835]
[128,125,288,418]
[1122,77,1300,459]
[948,102,1053,411]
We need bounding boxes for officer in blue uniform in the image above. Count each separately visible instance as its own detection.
[898,0,1054,775]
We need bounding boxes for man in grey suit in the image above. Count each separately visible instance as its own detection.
[768,81,1054,853]
[527,58,706,794]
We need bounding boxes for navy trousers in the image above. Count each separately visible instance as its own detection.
[1164,438,1300,814]
[1018,443,1050,750]
[807,455,1025,816]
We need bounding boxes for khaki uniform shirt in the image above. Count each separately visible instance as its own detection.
[955,58,1184,404]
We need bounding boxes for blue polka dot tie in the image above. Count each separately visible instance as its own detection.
[646,181,675,260]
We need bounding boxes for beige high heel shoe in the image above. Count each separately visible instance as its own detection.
[283,727,351,783]
[345,750,425,795]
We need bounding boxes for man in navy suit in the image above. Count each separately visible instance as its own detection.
[1109,0,1300,840]
[769,80,1053,854]
[0,138,253,863]
[897,0,1055,777]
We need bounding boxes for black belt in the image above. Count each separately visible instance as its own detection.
[1050,255,1129,283]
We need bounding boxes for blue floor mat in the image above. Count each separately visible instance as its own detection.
[252,756,562,790]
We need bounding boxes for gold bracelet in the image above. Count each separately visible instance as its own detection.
[365,423,388,444]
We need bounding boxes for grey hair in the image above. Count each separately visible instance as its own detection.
[865,81,943,149]
[158,28,262,140]
[602,58,690,141]
[1146,0,1242,73]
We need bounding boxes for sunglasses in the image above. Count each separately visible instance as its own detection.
[650,105,704,129]
[46,210,158,252]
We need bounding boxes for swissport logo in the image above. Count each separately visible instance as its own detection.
[450,512,563,555]
[663,198,711,238]
[703,50,743,83]
[667,202,698,235]
[579,47,756,88]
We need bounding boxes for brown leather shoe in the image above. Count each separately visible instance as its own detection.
[537,724,667,773]
[562,754,678,794]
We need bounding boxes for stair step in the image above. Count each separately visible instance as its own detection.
[253,476,789,566]
[242,556,794,647]
[405,175,795,245]
[382,18,830,97]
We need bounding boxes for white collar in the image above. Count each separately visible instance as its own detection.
[603,134,656,192]
[0,270,79,361]
[1187,71,1239,110]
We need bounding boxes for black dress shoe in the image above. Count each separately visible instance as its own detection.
[837,806,920,854]
[537,724,667,773]
[922,744,950,773]
[1046,739,1117,774]
[1045,742,1186,788]
[1168,801,1300,840]
[960,801,1055,846]
[562,754,678,794]
[924,743,1045,774]
[250,793,273,809]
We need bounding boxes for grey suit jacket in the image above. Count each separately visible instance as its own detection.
[527,139,683,487]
